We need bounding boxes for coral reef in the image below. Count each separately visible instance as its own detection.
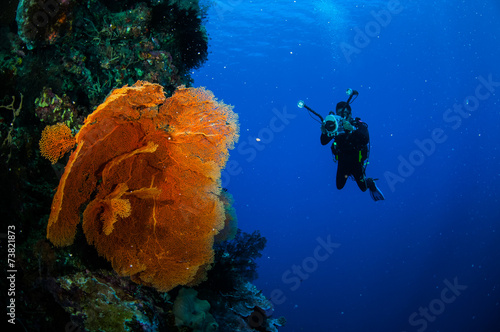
[43,81,239,292]
[0,1,286,331]
[49,270,157,332]
[16,0,77,50]
[5,0,209,121]
[216,281,286,332]
[38,231,283,332]
[0,0,210,236]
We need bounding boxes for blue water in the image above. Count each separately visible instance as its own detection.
[194,1,500,331]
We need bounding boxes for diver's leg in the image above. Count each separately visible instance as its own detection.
[336,160,348,190]
[366,177,385,201]
[353,164,368,192]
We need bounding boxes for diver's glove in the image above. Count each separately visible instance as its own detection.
[342,119,355,132]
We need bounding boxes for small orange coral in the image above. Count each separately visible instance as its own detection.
[39,123,76,164]
[46,81,239,291]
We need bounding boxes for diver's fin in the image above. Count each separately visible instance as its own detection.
[366,178,385,201]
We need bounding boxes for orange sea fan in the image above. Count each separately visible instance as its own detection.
[46,81,239,291]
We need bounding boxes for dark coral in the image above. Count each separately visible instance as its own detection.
[151,0,209,71]
[197,230,286,332]
[208,230,268,292]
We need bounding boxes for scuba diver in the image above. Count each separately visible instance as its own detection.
[298,89,385,201]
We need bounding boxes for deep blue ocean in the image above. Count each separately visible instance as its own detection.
[193,1,500,331]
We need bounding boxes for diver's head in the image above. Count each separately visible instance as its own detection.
[336,101,352,118]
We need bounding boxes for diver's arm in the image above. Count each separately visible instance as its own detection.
[351,121,369,146]
[321,133,334,145]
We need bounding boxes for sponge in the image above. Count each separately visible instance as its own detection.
[173,288,218,332]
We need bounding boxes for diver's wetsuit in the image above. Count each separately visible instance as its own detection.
[321,121,369,191]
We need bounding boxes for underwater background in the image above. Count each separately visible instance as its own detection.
[193,0,500,331]
[1,0,499,331]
